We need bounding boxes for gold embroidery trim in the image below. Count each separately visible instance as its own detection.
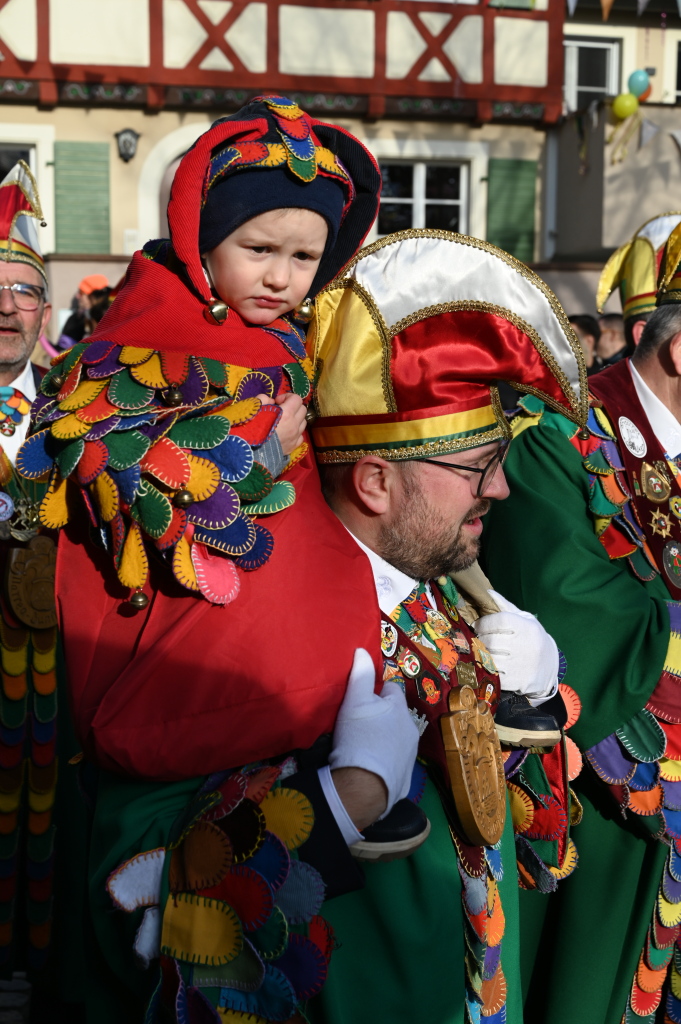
[314,424,506,464]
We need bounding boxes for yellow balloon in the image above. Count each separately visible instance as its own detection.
[612,92,639,120]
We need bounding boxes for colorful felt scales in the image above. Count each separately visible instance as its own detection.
[17,332,313,606]
[0,613,58,970]
[0,388,30,438]
[383,579,581,1023]
[205,95,354,195]
[107,764,334,1021]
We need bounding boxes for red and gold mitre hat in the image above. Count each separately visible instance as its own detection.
[597,213,681,319]
[309,231,587,463]
[0,160,46,285]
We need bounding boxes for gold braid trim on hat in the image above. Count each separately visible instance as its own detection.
[314,423,507,464]
[323,229,588,428]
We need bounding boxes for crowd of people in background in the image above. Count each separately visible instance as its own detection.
[568,311,628,375]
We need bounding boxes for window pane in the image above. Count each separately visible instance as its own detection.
[426,165,460,201]
[0,145,31,181]
[425,204,461,232]
[576,87,608,111]
[577,47,608,90]
[380,164,413,199]
[378,203,413,234]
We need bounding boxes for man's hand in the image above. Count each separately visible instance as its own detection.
[475,590,559,702]
[328,648,419,828]
[258,392,306,455]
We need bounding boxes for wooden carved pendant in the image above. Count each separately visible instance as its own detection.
[441,684,506,846]
[5,535,57,629]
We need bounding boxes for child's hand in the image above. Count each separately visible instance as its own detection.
[258,392,306,455]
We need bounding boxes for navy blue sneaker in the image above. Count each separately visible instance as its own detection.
[495,692,561,748]
[350,799,431,862]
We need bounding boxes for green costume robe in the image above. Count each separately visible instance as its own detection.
[483,391,677,1024]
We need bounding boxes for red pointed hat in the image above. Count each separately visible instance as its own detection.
[0,160,47,285]
[310,231,587,461]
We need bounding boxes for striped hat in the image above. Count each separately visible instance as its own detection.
[0,161,46,285]
[309,231,587,463]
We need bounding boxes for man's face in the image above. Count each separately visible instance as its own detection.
[203,208,328,326]
[0,262,50,376]
[376,441,510,580]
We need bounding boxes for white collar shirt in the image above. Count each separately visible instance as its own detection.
[345,529,436,618]
[630,360,681,458]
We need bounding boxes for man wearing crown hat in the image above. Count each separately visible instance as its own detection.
[483,219,681,1022]
[0,161,86,1016]
[294,229,588,1024]
[597,212,681,350]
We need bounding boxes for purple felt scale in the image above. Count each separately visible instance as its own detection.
[31,393,53,419]
[663,780,681,813]
[139,416,177,445]
[116,412,155,431]
[482,943,502,982]
[246,832,290,893]
[235,371,277,401]
[602,439,625,471]
[272,934,328,1001]
[185,986,222,1024]
[86,416,122,441]
[80,339,117,365]
[235,523,274,571]
[663,866,681,903]
[85,349,125,379]
[178,358,209,407]
[585,733,636,785]
[211,435,254,484]
[503,749,528,780]
[670,847,681,883]
[629,761,660,792]
[186,482,240,531]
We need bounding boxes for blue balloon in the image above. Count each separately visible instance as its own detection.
[628,69,650,98]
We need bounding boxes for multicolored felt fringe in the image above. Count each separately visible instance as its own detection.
[0,605,58,969]
[17,319,312,607]
[108,764,333,1023]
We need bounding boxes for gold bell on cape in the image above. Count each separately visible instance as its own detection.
[129,590,149,610]
[174,489,194,509]
[295,297,315,324]
[204,300,229,325]
[165,387,184,407]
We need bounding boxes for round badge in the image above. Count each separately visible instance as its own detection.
[671,496,681,520]
[380,622,398,658]
[399,651,421,677]
[618,416,647,459]
[664,540,681,588]
[0,492,15,522]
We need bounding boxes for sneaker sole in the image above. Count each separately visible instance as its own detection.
[495,724,561,748]
[350,819,432,862]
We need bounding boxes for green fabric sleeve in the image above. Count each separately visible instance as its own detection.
[482,411,671,750]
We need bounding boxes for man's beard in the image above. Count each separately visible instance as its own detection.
[377,471,490,581]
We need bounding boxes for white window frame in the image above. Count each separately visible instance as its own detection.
[0,124,55,254]
[377,160,469,237]
[363,138,488,243]
[563,37,620,113]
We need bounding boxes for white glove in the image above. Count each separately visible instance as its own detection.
[474,590,559,704]
[328,647,419,813]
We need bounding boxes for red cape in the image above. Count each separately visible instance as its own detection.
[57,447,382,780]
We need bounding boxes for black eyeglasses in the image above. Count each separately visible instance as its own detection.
[411,439,511,497]
[0,283,45,311]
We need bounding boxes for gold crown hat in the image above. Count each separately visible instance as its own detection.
[597,213,681,319]
[0,160,47,285]
[309,230,587,464]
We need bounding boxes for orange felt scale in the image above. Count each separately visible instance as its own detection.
[141,437,191,489]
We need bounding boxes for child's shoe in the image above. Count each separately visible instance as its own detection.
[350,799,431,862]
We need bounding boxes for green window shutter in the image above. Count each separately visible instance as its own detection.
[486,158,537,263]
[54,142,110,254]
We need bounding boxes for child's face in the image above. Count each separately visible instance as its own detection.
[204,207,328,325]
